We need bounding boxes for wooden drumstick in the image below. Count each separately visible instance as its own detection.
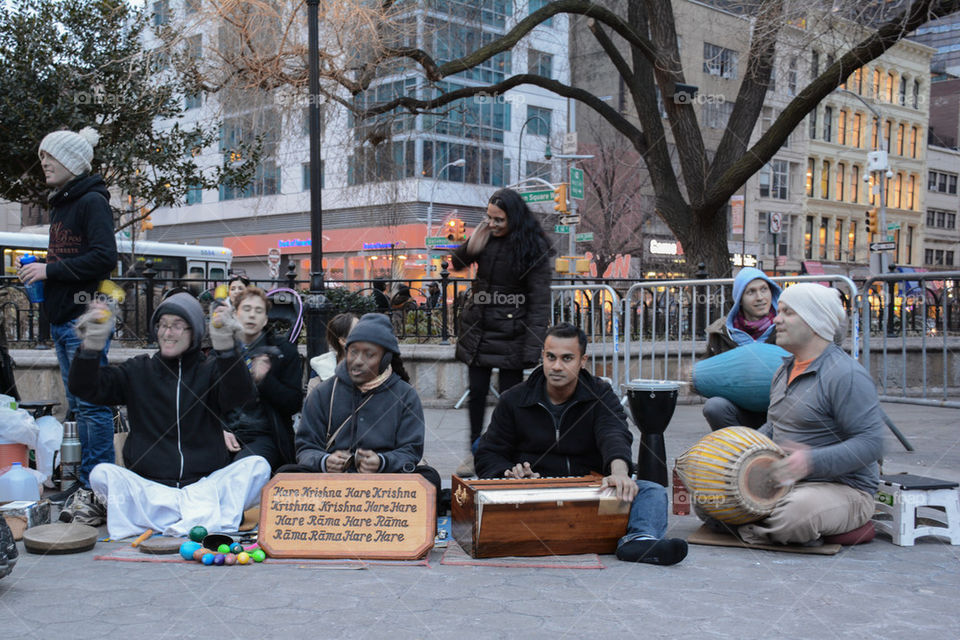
[131,529,154,547]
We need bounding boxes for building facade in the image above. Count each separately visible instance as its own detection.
[924,145,960,270]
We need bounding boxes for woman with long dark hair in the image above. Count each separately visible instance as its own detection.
[451,188,553,475]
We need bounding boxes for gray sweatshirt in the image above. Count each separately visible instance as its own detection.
[759,343,884,494]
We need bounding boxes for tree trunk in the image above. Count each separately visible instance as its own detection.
[675,206,731,279]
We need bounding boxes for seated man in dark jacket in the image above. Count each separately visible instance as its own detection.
[222,286,303,472]
[475,323,687,565]
[291,314,440,497]
[65,292,270,539]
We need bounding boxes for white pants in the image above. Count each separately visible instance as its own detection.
[89,456,271,540]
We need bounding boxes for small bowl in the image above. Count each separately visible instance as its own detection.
[202,533,234,551]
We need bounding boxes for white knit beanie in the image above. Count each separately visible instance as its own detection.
[778,283,846,341]
[38,127,100,176]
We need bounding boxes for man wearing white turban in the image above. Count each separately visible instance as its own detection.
[737,283,884,545]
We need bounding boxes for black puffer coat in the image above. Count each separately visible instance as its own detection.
[451,235,552,370]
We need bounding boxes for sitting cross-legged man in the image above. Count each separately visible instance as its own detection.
[474,323,688,565]
[64,292,270,539]
[285,314,440,499]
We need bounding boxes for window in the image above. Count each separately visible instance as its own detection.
[883,120,891,152]
[758,212,791,257]
[853,68,863,94]
[185,92,202,110]
[769,57,776,92]
[821,160,830,199]
[871,118,878,149]
[804,216,814,259]
[302,161,324,190]
[811,51,819,78]
[927,208,958,229]
[887,72,895,102]
[899,76,907,106]
[907,226,913,263]
[220,162,281,200]
[152,0,170,26]
[897,123,905,155]
[848,220,857,260]
[809,109,817,140]
[907,175,916,209]
[819,218,828,260]
[703,43,738,78]
[806,158,814,196]
[852,113,862,148]
[427,18,513,83]
[184,0,200,13]
[823,106,833,142]
[528,0,554,27]
[834,220,843,261]
[872,69,881,98]
[526,105,552,136]
[219,109,280,200]
[525,161,551,182]
[836,163,845,201]
[185,183,201,205]
[348,140,416,185]
[851,166,860,202]
[704,100,734,129]
[913,80,920,109]
[788,57,797,95]
[760,160,789,199]
[869,174,876,205]
[838,110,847,145]
[422,141,509,187]
[423,81,510,143]
[911,127,918,158]
[929,170,959,194]
[528,49,552,79]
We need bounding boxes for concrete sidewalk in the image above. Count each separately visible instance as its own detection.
[2,401,959,639]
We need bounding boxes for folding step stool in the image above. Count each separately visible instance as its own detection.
[873,474,960,546]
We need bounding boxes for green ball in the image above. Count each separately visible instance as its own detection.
[217,544,231,554]
[188,526,208,543]
[251,549,266,563]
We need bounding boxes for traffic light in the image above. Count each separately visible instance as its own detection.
[140,216,154,231]
[553,183,569,214]
[446,218,465,242]
[865,208,879,236]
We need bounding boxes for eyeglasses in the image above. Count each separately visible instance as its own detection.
[157,322,190,336]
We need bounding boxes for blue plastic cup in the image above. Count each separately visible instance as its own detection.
[18,255,44,303]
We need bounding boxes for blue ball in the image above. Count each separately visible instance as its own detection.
[229,543,243,554]
[179,541,202,561]
[201,553,215,566]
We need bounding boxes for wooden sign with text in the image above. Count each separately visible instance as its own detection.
[258,473,436,560]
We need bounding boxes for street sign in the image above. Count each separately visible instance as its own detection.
[425,236,449,247]
[559,215,581,225]
[575,232,594,242]
[769,212,782,234]
[870,241,896,252]
[887,223,900,230]
[562,132,578,154]
[520,189,554,204]
[554,225,570,233]
[570,167,584,200]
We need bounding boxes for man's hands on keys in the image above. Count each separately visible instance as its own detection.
[601,459,638,502]
[504,461,540,479]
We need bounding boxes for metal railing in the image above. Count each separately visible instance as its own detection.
[550,284,621,386]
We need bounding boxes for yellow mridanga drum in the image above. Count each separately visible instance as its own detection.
[676,427,789,525]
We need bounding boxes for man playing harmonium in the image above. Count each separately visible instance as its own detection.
[737,283,884,545]
[474,323,688,565]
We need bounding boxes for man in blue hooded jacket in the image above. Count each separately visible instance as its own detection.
[702,267,781,430]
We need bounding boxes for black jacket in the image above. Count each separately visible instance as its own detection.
[44,174,118,325]
[475,367,633,479]
[226,331,304,466]
[68,346,256,487]
[452,235,552,369]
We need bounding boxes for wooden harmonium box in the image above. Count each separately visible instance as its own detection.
[451,473,630,558]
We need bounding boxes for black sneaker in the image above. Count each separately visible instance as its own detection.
[0,517,16,580]
[616,537,688,566]
[59,488,106,527]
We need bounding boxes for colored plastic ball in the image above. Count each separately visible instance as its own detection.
[179,541,202,561]
[213,553,225,566]
[217,544,231,554]
[236,552,250,565]
[224,553,237,566]
[229,543,243,554]
[188,526,208,543]
[201,553,215,566]
[192,549,208,562]
[251,549,266,563]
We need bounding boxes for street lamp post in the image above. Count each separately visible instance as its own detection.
[426,157,466,244]
[305,0,328,360]
[517,115,553,185]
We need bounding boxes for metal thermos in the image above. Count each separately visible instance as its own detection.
[60,421,81,492]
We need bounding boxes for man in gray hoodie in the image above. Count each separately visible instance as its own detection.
[737,283,884,546]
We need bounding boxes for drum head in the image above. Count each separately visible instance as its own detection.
[624,379,680,393]
[23,523,98,555]
[736,452,789,515]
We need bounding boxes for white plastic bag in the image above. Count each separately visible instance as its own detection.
[0,406,38,450]
[35,416,63,487]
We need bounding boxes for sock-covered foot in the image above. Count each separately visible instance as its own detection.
[616,538,688,565]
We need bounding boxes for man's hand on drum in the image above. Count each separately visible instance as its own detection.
[504,461,540,479]
[601,459,638,503]
[773,441,812,487]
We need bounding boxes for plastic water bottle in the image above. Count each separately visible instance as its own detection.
[0,462,40,502]
[18,255,45,304]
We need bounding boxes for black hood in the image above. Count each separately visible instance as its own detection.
[48,173,110,207]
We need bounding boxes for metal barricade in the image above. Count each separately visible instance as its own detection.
[860,271,960,408]
[550,284,621,386]
[621,275,859,395]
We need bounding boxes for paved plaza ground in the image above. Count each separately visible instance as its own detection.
[2,401,959,639]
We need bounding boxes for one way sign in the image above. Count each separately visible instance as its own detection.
[870,241,896,252]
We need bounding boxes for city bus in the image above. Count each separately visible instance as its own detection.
[0,231,233,281]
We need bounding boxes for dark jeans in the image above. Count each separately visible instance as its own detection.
[467,366,523,443]
[275,463,442,510]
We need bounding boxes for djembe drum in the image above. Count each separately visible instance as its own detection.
[675,427,789,525]
[692,342,790,412]
[624,379,679,487]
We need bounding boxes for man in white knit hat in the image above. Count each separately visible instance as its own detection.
[18,127,118,517]
[735,283,884,546]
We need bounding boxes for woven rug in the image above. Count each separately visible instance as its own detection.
[440,541,605,569]
[687,524,841,555]
[94,544,430,567]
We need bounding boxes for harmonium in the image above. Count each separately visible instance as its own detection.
[451,473,630,558]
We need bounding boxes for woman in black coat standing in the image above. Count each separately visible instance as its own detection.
[451,188,553,474]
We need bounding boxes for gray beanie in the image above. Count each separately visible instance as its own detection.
[345,313,400,354]
[151,292,206,351]
[38,127,99,176]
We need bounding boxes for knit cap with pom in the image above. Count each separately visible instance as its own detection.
[38,127,100,176]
